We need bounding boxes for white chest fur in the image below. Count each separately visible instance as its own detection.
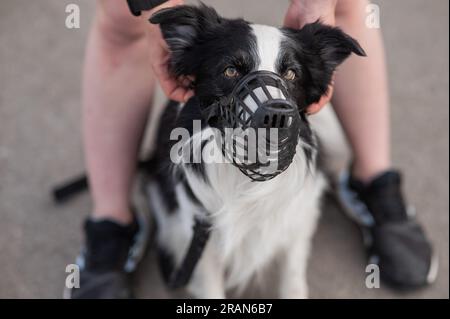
[183,134,326,290]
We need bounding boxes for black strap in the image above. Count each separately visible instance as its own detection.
[52,175,88,203]
[127,0,169,16]
[167,217,211,289]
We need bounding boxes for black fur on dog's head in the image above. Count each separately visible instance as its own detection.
[150,4,365,111]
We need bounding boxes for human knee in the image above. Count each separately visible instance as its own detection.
[95,0,148,46]
[336,0,369,21]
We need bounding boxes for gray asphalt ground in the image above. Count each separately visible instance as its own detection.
[0,0,448,299]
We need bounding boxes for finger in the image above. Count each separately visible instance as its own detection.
[183,90,195,103]
[160,77,184,102]
[168,85,190,102]
[141,0,184,20]
[180,76,194,88]
[156,68,191,102]
[307,86,334,115]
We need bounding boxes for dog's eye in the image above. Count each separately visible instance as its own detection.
[283,69,297,81]
[224,67,239,78]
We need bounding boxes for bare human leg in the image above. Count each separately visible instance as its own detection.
[83,0,156,224]
[332,0,391,182]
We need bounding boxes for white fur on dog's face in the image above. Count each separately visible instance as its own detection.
[251,24,283,73]
[240,25,287,113]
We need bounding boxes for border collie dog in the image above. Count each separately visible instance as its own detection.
[146,4,365,298]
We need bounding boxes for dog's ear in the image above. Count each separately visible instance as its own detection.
[150,4,222,76]
[287,22,366,105]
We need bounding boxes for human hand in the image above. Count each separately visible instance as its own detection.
[144,0,195,103]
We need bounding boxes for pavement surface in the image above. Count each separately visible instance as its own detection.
[0,0,448,299]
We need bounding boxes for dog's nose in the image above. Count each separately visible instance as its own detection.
[253,101,297,129]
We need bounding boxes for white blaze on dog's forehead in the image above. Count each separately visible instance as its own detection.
[238,25,286,121]
[251,24,283,72]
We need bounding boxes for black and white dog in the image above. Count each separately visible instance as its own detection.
[145,4,365,298]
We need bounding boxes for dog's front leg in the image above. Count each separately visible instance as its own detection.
[187,241,226,299]
[278,237,311,299]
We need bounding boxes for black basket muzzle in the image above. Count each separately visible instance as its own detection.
[204,71,302,181]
